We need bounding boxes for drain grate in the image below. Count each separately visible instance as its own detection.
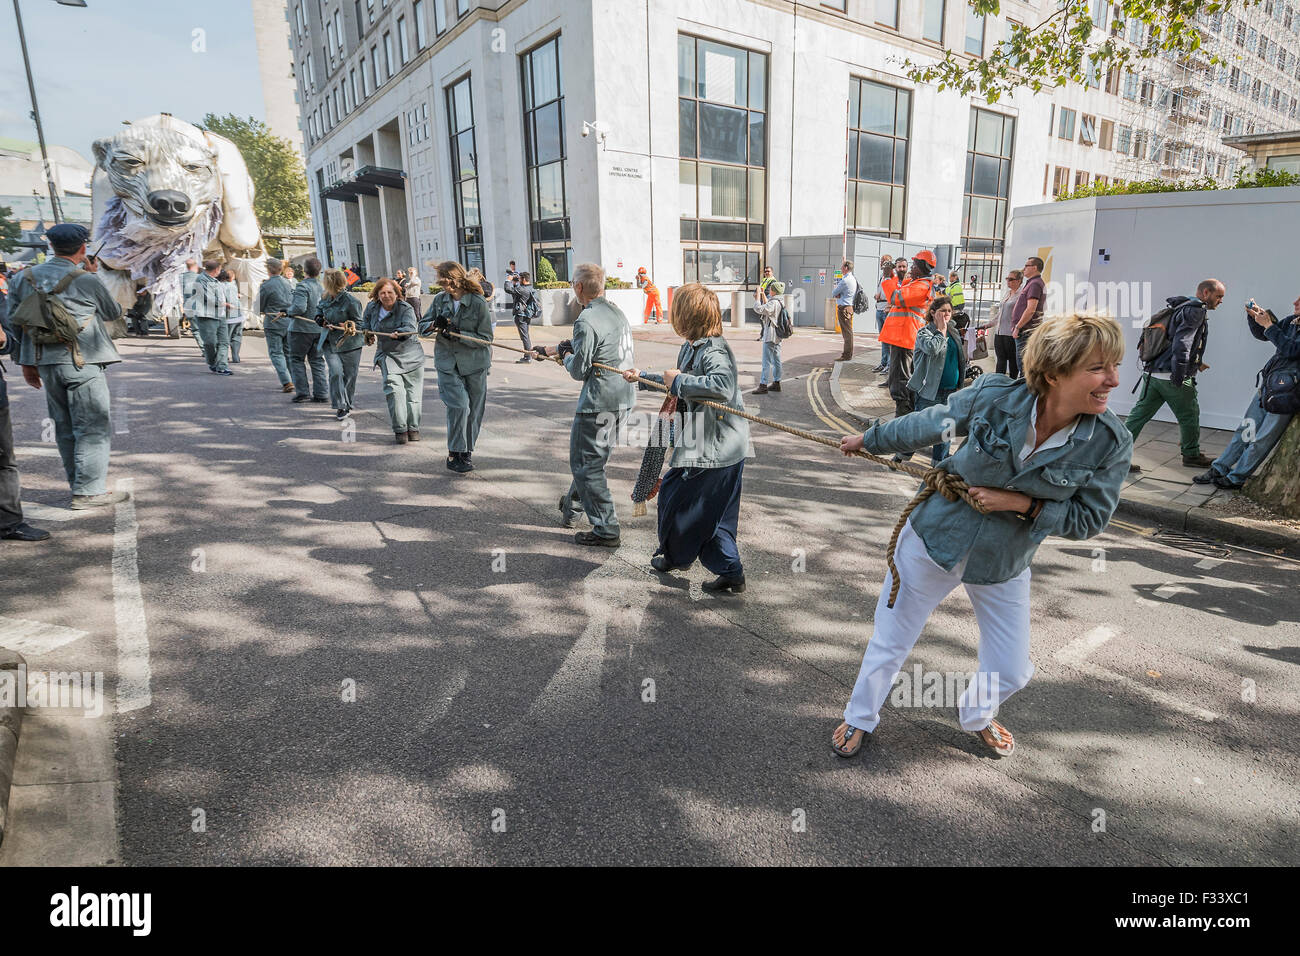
[1150,529,1233,559]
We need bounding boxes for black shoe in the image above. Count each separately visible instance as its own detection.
[702,574,746,594]
[1183,453,1213,468]
[336,409,350,421]
[1192,470,1219,485]
[311,396,328,404]
[515,356,531,363]
[768,381,780,392]
[1212,475,1244,490]
[875,380,891,388]
[292,395,311,403]
[2,522,50,542]
[216,369,233,375]
[650,554,682,573]
[871,364,886,373]
[575,531,620,547]
[1128,463,1142,474]
[447,452,472,474]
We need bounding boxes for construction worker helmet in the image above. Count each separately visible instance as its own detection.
[913,250,937,269]
[637,266,647,275]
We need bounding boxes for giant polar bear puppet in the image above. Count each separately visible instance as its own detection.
[91,113,269,329]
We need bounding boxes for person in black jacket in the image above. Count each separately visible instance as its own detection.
[1125,279,1224,473]
[505,271,540,362]
[1193,295,1300,489]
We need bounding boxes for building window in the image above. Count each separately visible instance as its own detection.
[1074,170,1090,190]
[383,32,394,78]
[446,75,483,271]
[371,46,380,90]
[923,0,946,43]
[1057,107,1076,140]
[962,107,1015,286]
[398,16,410,64]
[678,34,767,286]
[305,52,315,91]
[1052,165,1070,197]
[875,0,899,29]
[522,34,571,281]
[1098,118,1114,150]
[361,59,370,98]
[846,77,909,239]
[1079,113,1097,145]
[414,0,428,48]
[457,0,469,16]
[334,10,344,53]
[367,0,375,24]
[435,0,447,34]
[965,10,985,55]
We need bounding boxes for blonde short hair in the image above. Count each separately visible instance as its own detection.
[1022,312,1125,396]
[670,282,723,341]
[322,268,347,296]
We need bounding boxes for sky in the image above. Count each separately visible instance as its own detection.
[0,0,267,161]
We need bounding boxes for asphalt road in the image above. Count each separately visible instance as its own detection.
[3,321,1298,866]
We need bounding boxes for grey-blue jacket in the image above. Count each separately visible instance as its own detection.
[640,336,749,469]
[287,276,323,335]
[257,275,294,334]
[362,299,424,373]
[8,257,123,367]
[565,296,635,413]
[861,374,1132,584]
[908,322,968,401]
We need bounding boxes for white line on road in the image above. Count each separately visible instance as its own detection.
[15,445,61,457]
[0,616,90,656]
[1194,557,1226,571]
[111,477,151,713]
[1055,625,1218,722]
[1152,582,1195,600]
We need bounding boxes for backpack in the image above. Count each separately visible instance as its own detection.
[774,301,794,339]
[525,292,541,320]
[8,271,93,369]
[1136,305,1177,365]
[852,282,870,314]
[1260,353,1300,415]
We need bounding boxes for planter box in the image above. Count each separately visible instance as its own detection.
[537,288,581,326]
[605,289,648,325]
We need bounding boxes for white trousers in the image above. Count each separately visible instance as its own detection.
[844,521,1034,734]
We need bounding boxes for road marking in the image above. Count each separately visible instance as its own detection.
[111,477,151,713]
[1194,557,1226,570]
[1153,582,1194,600]
[0,616,90,656]
[807,368,859,436]
[1055,625,1218,722]
[14,445,61,458]
[1108,517,1155,536]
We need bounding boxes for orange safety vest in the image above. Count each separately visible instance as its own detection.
[639,276,658,297]
[879,276,934,350]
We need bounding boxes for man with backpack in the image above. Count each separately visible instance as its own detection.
[752,282,790,395]
[1125,279,1224,473]
[1193,295,1300,489]
[831,260,860,362]
[6,223,129,511]
[505,271,540,362]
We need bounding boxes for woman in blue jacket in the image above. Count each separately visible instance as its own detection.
[832,312,1132,758]
[907,296,969,465]
[315,269,365,420]
[622,283,750,593]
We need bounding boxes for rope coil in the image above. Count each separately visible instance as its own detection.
[424,325,990,606]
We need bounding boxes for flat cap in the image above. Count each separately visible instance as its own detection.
[46,223,90,247]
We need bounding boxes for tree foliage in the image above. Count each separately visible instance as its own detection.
[0,204,21,255]
[1056,166,1300,201]
[199,113,310,234]
[904,1,1255,102]
[535,255,558,285]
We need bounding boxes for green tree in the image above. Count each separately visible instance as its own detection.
[904,1,1252,102]
[0,204,21,255]
[535,255,558,285]
[199,113,310,235]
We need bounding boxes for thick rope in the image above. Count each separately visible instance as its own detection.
[423,325,990,605]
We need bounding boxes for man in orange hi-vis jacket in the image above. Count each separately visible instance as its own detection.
[636,267,663,323]
[879,249,938,417]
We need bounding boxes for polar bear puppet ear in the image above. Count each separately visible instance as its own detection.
[204,129,262,253]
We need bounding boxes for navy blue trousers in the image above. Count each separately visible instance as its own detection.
[656,460,744,577]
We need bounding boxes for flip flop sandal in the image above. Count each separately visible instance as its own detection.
[976,721,1015,757]
[831,724,869,758]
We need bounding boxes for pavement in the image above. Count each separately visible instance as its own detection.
[832,336,1300,556]
[0,320,1297,866]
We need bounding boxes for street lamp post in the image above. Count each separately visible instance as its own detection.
[11,0,89,225]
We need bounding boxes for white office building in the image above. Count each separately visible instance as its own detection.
[289,0,1300,320]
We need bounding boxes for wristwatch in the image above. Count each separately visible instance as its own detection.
[1017,498,1042,522]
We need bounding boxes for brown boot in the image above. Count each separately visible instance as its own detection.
[395,431,409,444]
[407,429,420,441]
[769,381,781,392]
